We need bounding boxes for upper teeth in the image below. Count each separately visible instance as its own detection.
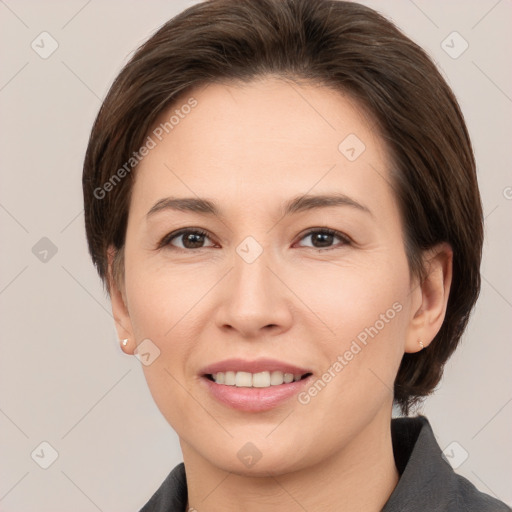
[211,371,305,387]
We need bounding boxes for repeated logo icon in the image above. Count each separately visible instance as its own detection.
[31,31,59,60]
[31,237,58,263]
[442,441,469,470]
[441,31,469,59]
[338,133,366,162]
[236,236,264,264]
[134,338,161,366]
[31,441,59,469]
[237,442,263,468]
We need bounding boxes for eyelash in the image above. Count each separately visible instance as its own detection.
[158,227,351,252]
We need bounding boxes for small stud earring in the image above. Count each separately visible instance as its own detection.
[121,339,128,347]
[418,339,424,350]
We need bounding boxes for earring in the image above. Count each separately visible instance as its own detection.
[121,339,128,347]
[418,339,424,350]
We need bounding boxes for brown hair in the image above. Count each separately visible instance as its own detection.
[82,0,483,415]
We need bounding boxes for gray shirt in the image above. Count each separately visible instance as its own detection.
[139,415,510,511]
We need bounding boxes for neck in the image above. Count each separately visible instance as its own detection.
[182,407,399,512]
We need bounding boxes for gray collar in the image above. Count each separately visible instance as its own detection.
[139,415,510,511]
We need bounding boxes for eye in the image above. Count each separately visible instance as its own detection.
[159,229,216,250]
[296,228,351,251]
[158,227,351,252]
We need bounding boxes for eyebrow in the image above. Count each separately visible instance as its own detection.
[146,193,372,219]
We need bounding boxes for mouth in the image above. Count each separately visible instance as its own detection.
[199,358,314,411]
[204,370,313,387]
[201,372,313,412]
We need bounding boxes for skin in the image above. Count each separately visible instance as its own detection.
[109,77,452,512]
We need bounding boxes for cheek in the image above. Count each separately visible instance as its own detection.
[119,246,412,471]
[124,255,202,339]
[125,244,410,367]
[123,266,204,431]
[293,256,410,400]
[292,253,410,336]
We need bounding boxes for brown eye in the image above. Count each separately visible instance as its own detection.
[297,228,351,250]
[160,229,215,250]
[158,227,350,252]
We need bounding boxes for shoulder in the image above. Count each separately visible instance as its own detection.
[138,462,188,512]
[451,472,511,511]
[384,415,510,511]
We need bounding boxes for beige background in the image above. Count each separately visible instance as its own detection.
[1,0,511,510]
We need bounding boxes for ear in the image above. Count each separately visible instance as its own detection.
[404,242,453,353]
[107,245,135,355]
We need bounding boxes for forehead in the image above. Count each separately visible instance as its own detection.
[132,78,394,217]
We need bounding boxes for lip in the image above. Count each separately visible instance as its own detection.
[201,373,313,412]
[200,358,312,376]
[199,358,313,412]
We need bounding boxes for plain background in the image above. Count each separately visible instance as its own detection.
[0,0,511,510]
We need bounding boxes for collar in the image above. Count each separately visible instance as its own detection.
[139,415,509,511]
[382,415,507,511]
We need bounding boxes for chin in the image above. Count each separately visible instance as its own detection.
[200,436,315,478]
[216,454,304,478]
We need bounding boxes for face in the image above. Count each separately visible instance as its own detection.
[112,77,427,476]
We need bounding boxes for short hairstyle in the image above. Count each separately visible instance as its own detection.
[82,0,483,415]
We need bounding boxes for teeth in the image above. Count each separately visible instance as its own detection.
[211,370,306,387]
[252,371,270,388]
[283,373,294,384]
[235,371,252,387]
[270,371,284,385]
[225,371,236,385]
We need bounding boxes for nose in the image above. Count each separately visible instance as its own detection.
[215,245,294,339]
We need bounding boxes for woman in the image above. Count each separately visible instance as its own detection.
[82,0,510,510]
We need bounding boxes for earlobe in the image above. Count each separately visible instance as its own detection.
[107,245,135,355]
[405,242,453,353]
[120,337,135,355]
